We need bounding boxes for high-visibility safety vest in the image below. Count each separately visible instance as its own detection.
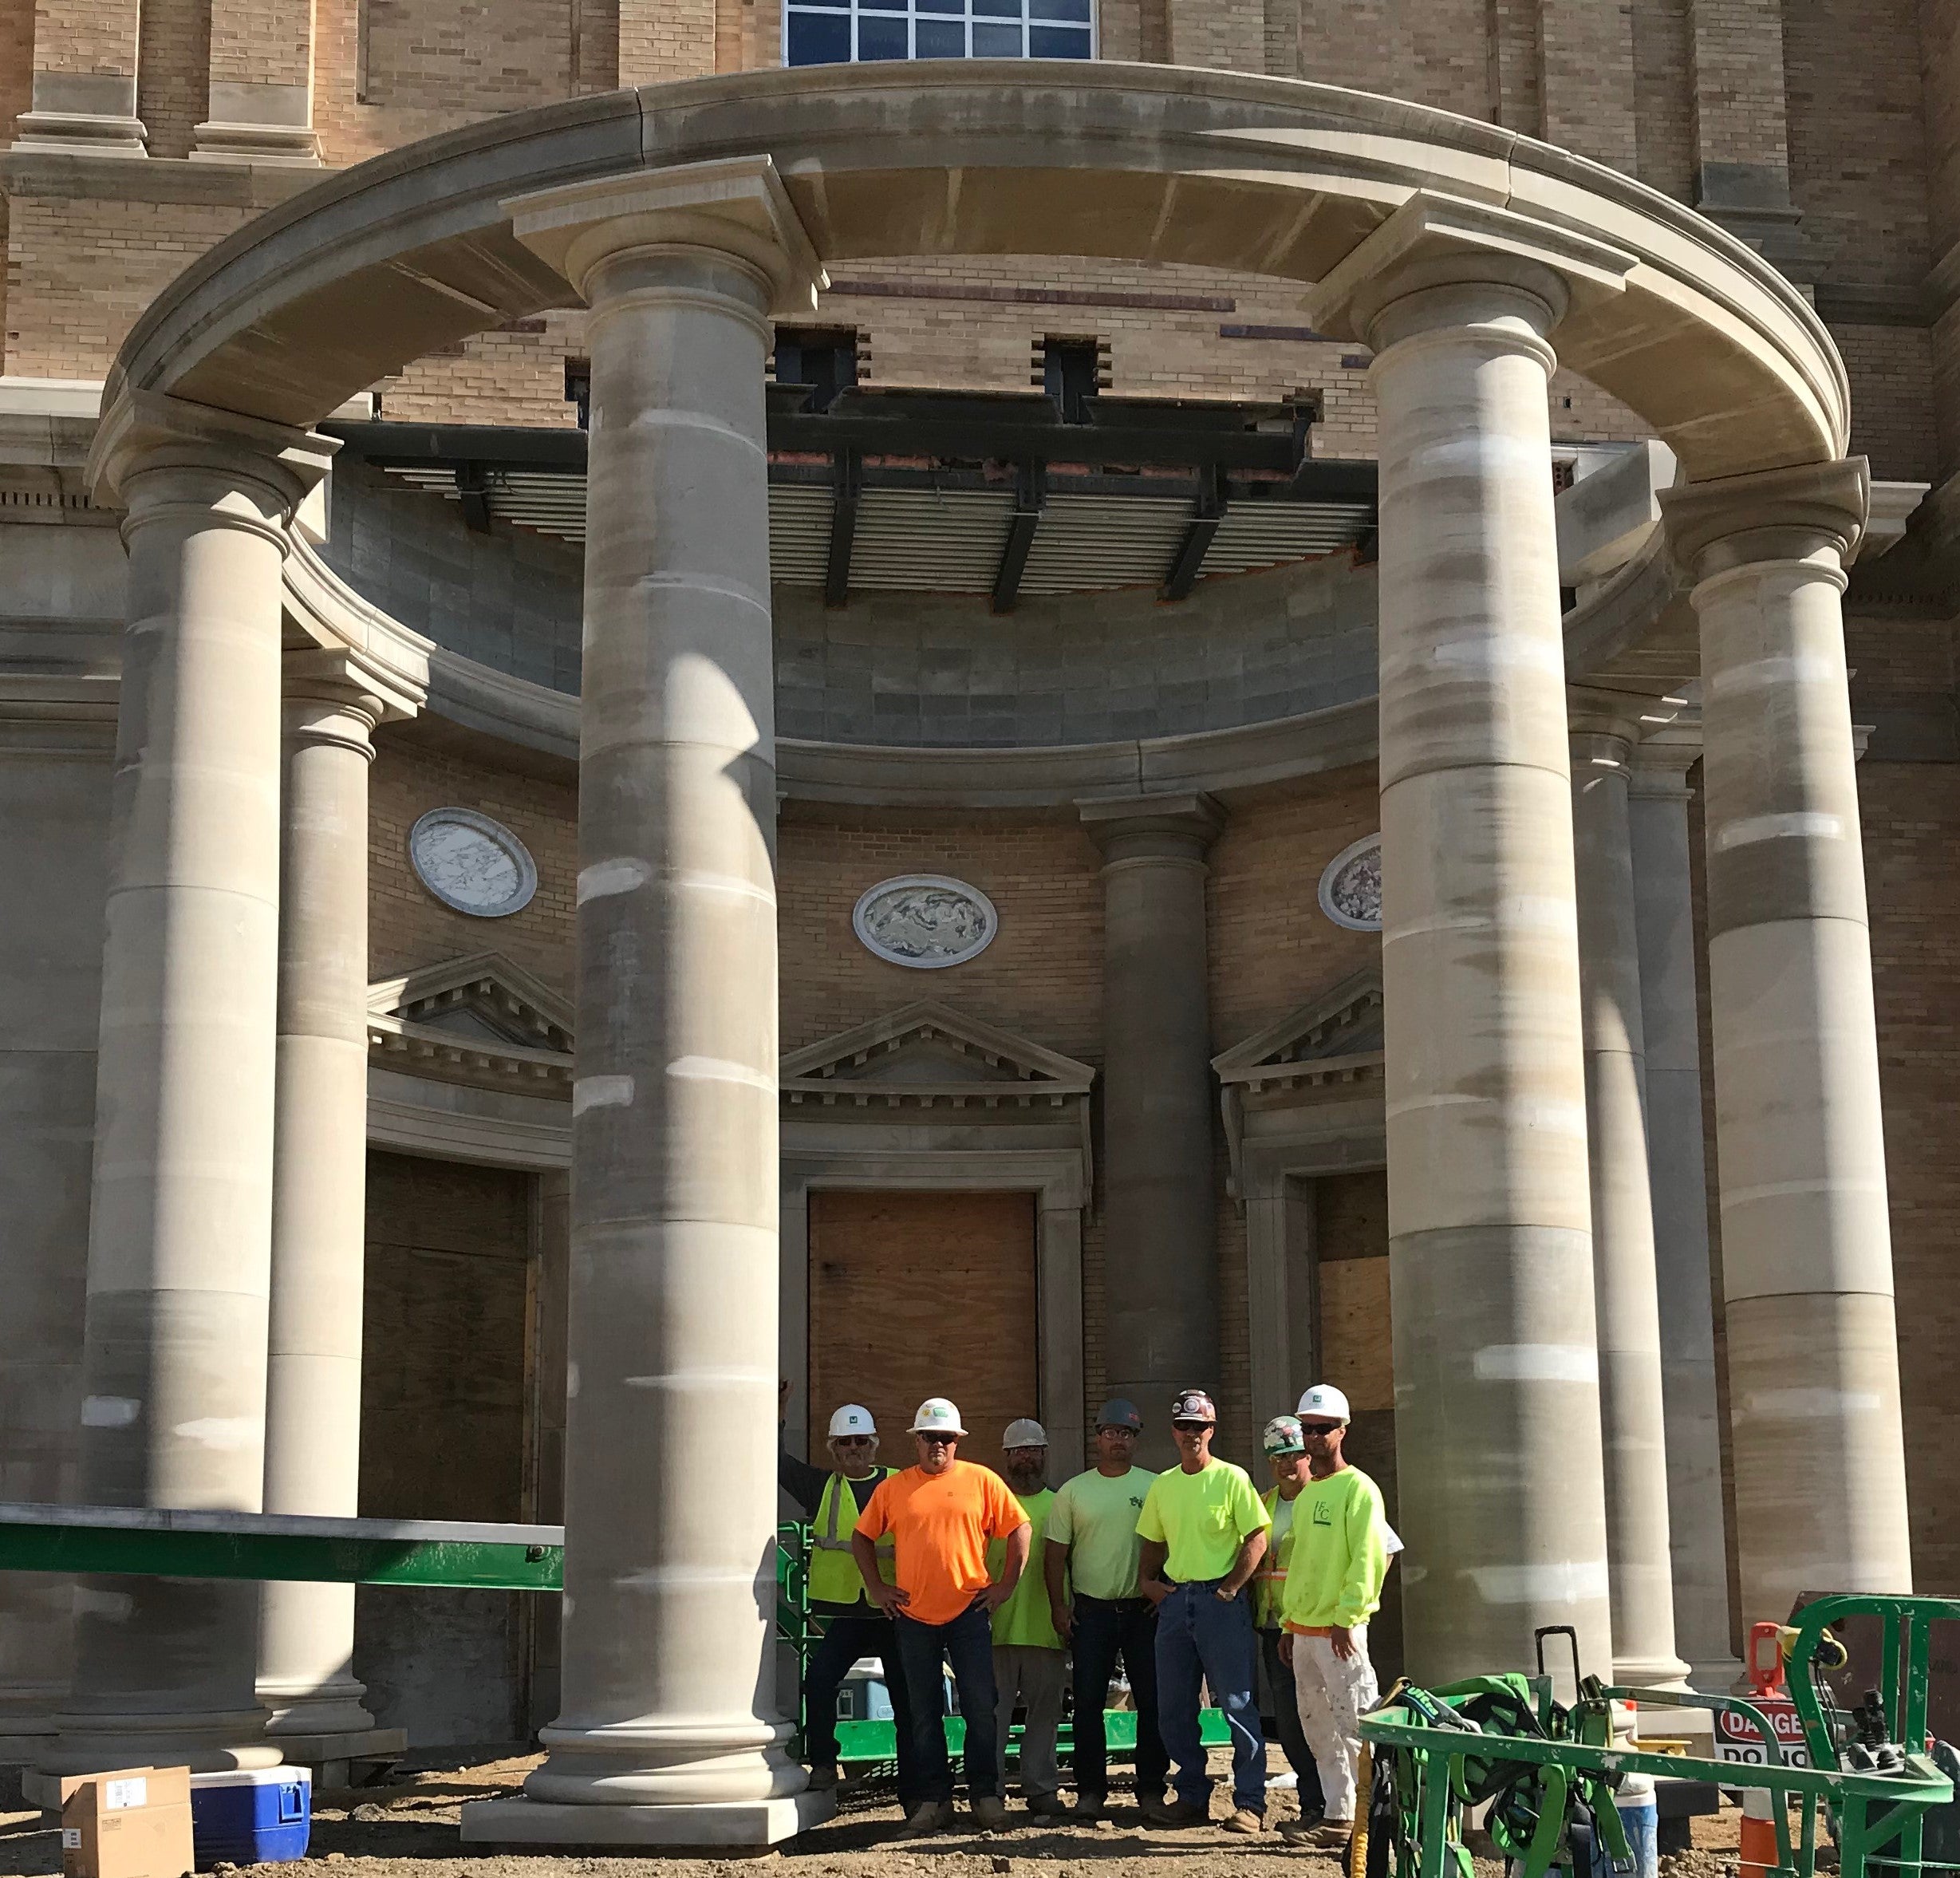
[1254,1482,1302,1630]
[806,1468,897,1607]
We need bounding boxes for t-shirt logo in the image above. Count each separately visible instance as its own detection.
[1312,1502,1335,1526]
[1130,1495,1144,1510]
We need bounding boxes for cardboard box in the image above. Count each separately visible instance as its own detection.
[60,1766,194,1878]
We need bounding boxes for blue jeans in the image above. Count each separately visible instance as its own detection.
[892,1600,1000,1803]
[803,1607,922,1809]
[1071,1594,1169,1799]
[1154,1578,1265,1812]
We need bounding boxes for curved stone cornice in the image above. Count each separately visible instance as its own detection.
[282,533,432,721]
[106,64,1844,488]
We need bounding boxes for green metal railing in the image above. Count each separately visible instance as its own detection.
[0,1505,1227,1773]
[0,1502,563,1591]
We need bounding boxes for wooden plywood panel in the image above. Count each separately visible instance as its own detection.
[357,1151,533,1748]
[1317,1253,1393,1414]
[1315,1169,1389,1264]
[808,1189,1038,1480]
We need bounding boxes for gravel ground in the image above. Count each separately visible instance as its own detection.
[0,1749,1746,1878]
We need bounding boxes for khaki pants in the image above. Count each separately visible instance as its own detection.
[994,1644,1067,1797]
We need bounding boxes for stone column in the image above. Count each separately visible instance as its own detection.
[42,393,334,1778]
[463,157,828,1848]
[254,657,397,1746]
[1310,210,1623,1685]
[1569,707,1687,1689]
[1627,735,1740,1687]
[1079,793,1223,1465]
[1662,460,1914,1627]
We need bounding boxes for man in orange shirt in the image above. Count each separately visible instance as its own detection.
[852,1396,1031,1837]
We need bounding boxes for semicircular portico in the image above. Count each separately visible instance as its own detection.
[106,61,1842,490]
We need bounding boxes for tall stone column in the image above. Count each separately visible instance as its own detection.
[42,393,334,1778]
[255,657,402,1746]
[1569,708,1687,1689]
[1627,735,1740,1687]
[463,157,828,1848]
[1079,793,1222,1463]
[1662,460,1913,1626]
[1310,208,1623,1684]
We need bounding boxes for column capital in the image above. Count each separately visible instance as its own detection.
[1628,723,1703,799]
[283,645,424,734]
[1567,685,1646,755]
[88,388,337,524]
[1077,791,1225,862]
[1660,456,1870,580]
[1305,191,1635,353]
[506,155,825,317]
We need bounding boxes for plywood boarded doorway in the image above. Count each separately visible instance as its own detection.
[808,1189,1039,1480]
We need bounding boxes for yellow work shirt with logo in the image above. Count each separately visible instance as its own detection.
[1279,1465,1388,1631]
[1134,1457,1271,1583]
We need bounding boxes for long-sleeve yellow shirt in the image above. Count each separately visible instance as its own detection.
[1278,1464,1389,1631]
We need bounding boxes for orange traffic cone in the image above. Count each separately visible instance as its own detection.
[1739,1786,1781,1878]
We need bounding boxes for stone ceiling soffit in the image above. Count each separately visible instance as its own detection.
[782,998,1094,1105]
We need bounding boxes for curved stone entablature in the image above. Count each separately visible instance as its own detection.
[104,62,1845,487]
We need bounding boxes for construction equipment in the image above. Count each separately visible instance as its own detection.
[1357,1594,1960,1878]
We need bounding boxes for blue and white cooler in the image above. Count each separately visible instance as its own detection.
[188,1767,312,1864]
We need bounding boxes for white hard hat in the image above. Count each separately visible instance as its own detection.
[1003,1418,1048,1448]
[828,1403,877,1438]
[909,1397,967,1436]
[1297,1383,1352,1424]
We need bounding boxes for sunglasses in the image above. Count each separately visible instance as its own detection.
[917,1432,958,1446]
[834,1435,875,1446]
[1300,1422,1343,1435]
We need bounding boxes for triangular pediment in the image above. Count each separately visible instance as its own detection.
[367,953,574,1091]
[1213,968,1384,1088]
[782,1000,1094,1101]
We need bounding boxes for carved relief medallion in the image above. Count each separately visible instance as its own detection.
[1318,834,1382,932]
[408,807,538,918]
[853,875,999,969]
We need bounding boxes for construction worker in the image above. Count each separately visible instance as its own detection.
[852,1397,1031,1837]
[989,1418,1069,1817]
[1276,1383,1389,1849]
[1135,1387,1272,1834]
[776,1398,921,1807]
[1043,1396,1168,1821]
[1255,1415,1328,1813]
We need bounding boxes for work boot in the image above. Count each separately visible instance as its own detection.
[805,1764,840,1794]
[1026,1791,1070,1818]
[1223,1808,1265,1835]
[900,1801,955,1838]
[972,1796,1009,1832]
[1071,1792,1106,1821]
[1303,1819,1354,1852]
[1146,1797,1212,1828]
[1280,1811,1327,1844]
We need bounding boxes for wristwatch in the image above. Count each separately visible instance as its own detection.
[1214,1585,1236,1602]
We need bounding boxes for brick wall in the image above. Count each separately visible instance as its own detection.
[361,0,572,116]
[369,732,578,996]
[136,0,208,158]
[2,193,250,379]
[1838,325,1941,483]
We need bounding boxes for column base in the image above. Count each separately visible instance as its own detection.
[11,110,148,155]
[460,1791,835,1849]
[259,1727,407,1788]
[189,121,323,165]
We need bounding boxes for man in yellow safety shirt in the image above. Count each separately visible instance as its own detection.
[1135,1387,1272,1833]
[988,1418,1070,1817]
[777,1398,921,1809]
[1276,1383,1389,1849]
[1254,1415,1327,1814]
